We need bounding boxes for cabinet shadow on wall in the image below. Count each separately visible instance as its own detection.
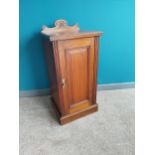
[25,32,50,89]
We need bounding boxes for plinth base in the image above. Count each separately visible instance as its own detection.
[51,97,98,125]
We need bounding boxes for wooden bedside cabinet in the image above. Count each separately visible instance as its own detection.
[41,20,102,125]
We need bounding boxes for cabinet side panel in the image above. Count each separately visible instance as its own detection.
[52,41,66,115]
[44,40,64,115]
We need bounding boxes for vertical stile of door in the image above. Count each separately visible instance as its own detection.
[93,37,99,104]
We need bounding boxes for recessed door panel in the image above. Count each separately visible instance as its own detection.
[58,38,95,114]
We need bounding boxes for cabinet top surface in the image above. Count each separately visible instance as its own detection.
[41,19,102,41]
[49,31,103,41]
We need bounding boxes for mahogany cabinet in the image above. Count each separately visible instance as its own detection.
[42,20,102,124]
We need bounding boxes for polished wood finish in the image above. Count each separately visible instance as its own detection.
[42,20,102,124]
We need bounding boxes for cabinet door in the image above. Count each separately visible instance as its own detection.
[58,38,96,114]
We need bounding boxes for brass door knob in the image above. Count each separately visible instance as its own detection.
[61,78,65,88]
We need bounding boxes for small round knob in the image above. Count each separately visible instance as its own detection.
[61,78,65,88]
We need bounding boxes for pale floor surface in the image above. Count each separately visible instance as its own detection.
[20,89,135,155]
